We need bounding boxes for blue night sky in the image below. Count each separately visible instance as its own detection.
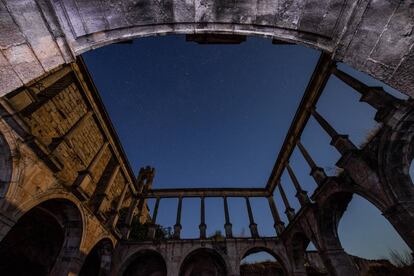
[83,35,410,262]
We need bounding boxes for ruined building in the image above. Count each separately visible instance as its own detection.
[0,1,413,275]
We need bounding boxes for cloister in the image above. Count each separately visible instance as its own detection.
[0,0,413,275]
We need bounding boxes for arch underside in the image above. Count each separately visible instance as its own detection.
[241,247,288,275]
[0,199,83,276]
[179,248,228,276]
[122,250,167,276]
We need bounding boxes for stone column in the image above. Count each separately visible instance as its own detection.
[147,197,160,240]
[73,141,109,200]
[245,197,259,238]
[50,255,83,276]
[223,196,233,238]
[98,242,113,276]
[278,181,295,221]
[120,196,139,239]
[311,109,357,155]
[319,247,360,276]
[267,196,285,235]
[286,164,310,206]
[297,141,327,185]
[332,67,400,124]
[109,183,129,228]
[96,164,121,219]
[173,196,182,239]
[199,196,207,239]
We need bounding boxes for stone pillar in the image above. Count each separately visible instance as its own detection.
[73,141,109,200]
[319,247,360,276]
[0,214,15,242]
[245,197,259,238]
[120,196,139,239]
[147,197,160,240]
[223,196,233,238]
[286,164,310,206]
[332,67,400,123]
[173,196,182,239]
[98,243,113,276]
[96,164,121,219]
[278,182,295,221]
[199,196,207,239]
[297,141,327,185]
[311,109,357,155]
[267,195,285,235]
[109,183,129,228]
[50,251,83,276]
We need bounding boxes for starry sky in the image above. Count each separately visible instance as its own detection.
[83,35,410,263]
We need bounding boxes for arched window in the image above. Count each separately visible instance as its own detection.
[0,199,83,275]
[122,250,167,276]
[179,248,227,276]
[240,248,286,276]
[338,194,412,274]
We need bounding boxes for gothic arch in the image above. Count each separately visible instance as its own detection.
[378,108,414,203]
[0,198,83,275]
[289,231,311,271]
[240,246,289,275]
[0,119,22,199]
[179,247,229,276]
[120,249,167,276]
[0,131,12,197]
[79,238,114,276]
[11,192,87,244]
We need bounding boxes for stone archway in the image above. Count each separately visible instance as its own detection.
[79,238,114,276]
[179,248,228,276]
[240,247,288,276]
[121,249,167,276]
[290,231,310,275]
[0,131,12,197]
[316,191,360,276]
[377,108,414,250]
[0,198,83,276]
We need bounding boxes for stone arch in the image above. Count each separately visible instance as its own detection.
[376,108,414,250]
[11,191,87,242]
[317,191,353,248]
[0,198,83,275]
[179,247,229,276]
[79,238,114,276]
[0,131,12,197]
[378,108,414,202]
[240,246,289,275]
[315,191,360,275]
[290,231,311,272]
[120,249,167,276]
[0,120,23,200]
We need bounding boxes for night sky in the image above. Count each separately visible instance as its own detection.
[83,35,409,262]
